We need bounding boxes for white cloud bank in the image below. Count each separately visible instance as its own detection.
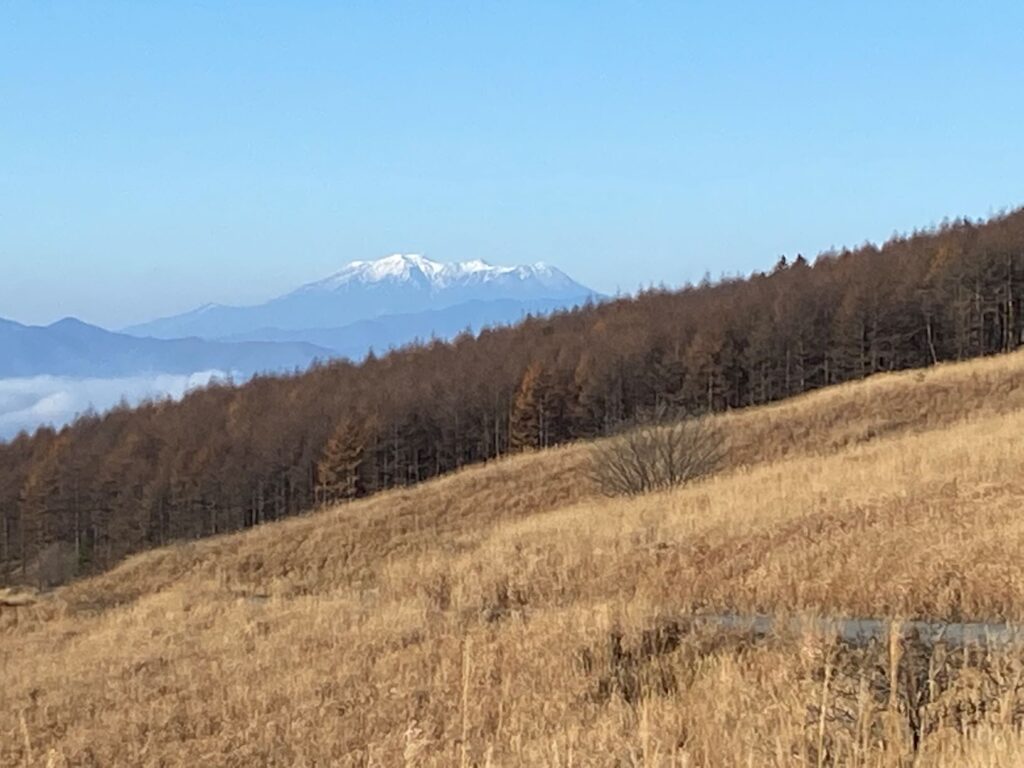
[0,371,230,440]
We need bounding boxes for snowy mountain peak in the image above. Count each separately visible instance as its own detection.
[124,254,598,340]
[350,254,441,281]
[306,254,579,293]
[304,254,434,290]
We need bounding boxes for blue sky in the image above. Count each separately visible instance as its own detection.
[2,1,1023,328]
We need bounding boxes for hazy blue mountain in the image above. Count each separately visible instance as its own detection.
[124,254,598,340]
[0,317,330,378]
[218,297,591,360]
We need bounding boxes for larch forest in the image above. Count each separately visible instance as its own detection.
[3,209,1024,588]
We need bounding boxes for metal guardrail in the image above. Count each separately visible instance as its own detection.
[687,613,1024,647]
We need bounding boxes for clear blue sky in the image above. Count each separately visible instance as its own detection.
[3,1,1023,328]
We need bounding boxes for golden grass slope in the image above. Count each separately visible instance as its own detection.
[5,352,1024,765]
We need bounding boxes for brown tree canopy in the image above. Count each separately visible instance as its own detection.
[3,209,1024,586]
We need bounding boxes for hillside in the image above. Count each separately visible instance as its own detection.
[6,210,1024,589]
[4,352,1024,766]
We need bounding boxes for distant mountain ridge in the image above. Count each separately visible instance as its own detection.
[0,255,598,437]
[0,317,330,379]
[124,254,598,341]
[218,297,590,360]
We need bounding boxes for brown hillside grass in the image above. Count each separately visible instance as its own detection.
[4,353,1024,766]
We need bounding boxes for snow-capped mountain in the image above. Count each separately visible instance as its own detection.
[124,254,598,341]
[1,256,599,438]
[309,254,582,293]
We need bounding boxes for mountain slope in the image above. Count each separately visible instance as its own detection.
[124,254,599,340]
[0,317,330,378]
[5,351,1024,765]
[218,297,589,359]
[6,212,1024,586]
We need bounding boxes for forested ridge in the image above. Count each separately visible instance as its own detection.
[4,209,1024,586]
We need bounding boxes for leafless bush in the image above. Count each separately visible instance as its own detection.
[34,542,78,589]
[589,406,726,496]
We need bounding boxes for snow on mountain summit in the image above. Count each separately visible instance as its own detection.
[307,254,576,293]
[123,254,597,340]
[327,254,442,284]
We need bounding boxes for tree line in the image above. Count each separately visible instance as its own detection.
[3,209,1024,586]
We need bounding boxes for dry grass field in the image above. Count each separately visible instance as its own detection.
[5,353,1024,766]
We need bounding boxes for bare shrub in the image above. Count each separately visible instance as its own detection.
[589,406,726,496]
[33,542,79,589]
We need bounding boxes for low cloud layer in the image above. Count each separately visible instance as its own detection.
[0,371,229,440]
